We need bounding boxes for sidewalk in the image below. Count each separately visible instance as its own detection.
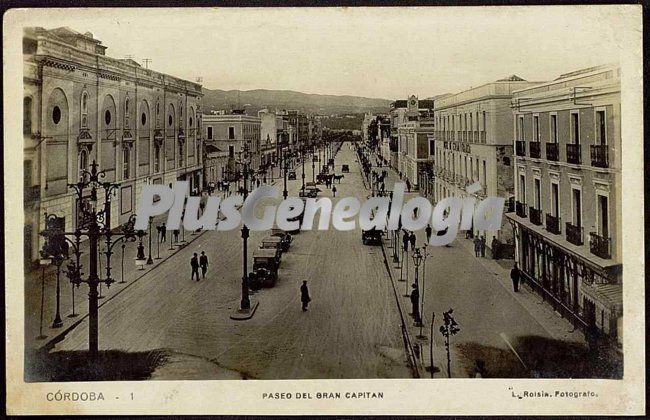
[24,192,229,351]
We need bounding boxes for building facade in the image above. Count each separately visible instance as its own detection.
[505,64,622,345]
[23,27,203,268]
[202,113,262,179]
[431,76,540,248]
[396,96,435,187]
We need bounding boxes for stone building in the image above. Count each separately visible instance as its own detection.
[23,27,203,268]
[431,76,541,248]
[505,64,622,345]
[396,96,435,187]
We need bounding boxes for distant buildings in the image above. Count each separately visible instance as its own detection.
[23,27,203,267]
[506,64,622,345]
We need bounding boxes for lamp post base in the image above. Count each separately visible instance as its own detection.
[230,299,260,321]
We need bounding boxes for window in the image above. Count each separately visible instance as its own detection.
[596,110,607,145]
[551,183,559,217]
[156,101,161,126]
[517,116,524,141]
[534,178,541,209]
[207,126,213,140]
[519,174,526,203]
[124,97,130,128]
[168,114,173,127]
[533,115,540,142]
[597,194,609,237]
[78,149,88,180]
[154,145,161,172]
[572,188,582,227]
[104,109,111,125]
[571,112,580,144]
[141,112,147,126]
[550,114,558,143]
[122,147,130,179]
[52,106,61,125]
[228,145,234,158]
[80,92,88,128]
[23,97,32,134]
[482,160,486,188]
[229,127,235,139]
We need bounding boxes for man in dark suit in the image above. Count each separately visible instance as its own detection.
[199,251,209,279]
[300,281,311,311]
[191,253,200,281]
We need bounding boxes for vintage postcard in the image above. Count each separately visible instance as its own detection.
[4,5,645,415]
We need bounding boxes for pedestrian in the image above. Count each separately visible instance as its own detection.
[199,251,209,279]
[409,231,416,251]
[410,284,420,324]
[480,235,486,257]
[491,236,498,260]
[160,223,167,243]
[173,229,180,243]
[425,224,432,243]
[300,280,311,311]
[402,230,409,252]
[191,253,200,282]
[473,236,481,257]
[406,178,411,192]
[332,185,337,197]
[510,262,520,292]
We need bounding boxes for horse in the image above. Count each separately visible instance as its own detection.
[333,174,344,183]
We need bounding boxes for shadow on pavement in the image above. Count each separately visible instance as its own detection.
[25,348,170,382]
[457,335,623,379]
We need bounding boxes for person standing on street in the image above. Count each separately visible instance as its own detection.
[199,251,209,279]
[406,178,411,192]
[425,224,432,243]
[410,283,420,324]
[409,231,416,251]
[491,236,498,260]
[191,253,200,282]
[160,223,167,243]
[300,281,311,311]
[510,262,520,292]
[332,185,337,197]
[402,230,410,252]
[173,229,180,243]
[473,236,481,257]
[480,235,486,257]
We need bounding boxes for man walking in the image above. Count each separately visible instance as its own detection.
[409,231,416,251]
[473,236,481,257]
[332,185,337,197]
[491,236,499,260]
[199,251,209,279]
[402,230,410,252]
[300,281,311,311]
[173,229,180,243]
[480,236,486,257]
[160,223,167,243]
[191,253,200,282]
[510,262,521,292]
[406,178,411,192]
[425,224,432,243]
[410,283,421,324]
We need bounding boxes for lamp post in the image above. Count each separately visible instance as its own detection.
[37,261,48,339]
[119,243,126,283]
[412,247,425,335]
[147,216,154,264]
[40,160,145,358]
[155,225,162,259]
[301,145,306,192]
[237,144,252,311]
[282,148,288,200]
[311,145,316,183]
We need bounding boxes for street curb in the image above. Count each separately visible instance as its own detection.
[229,301,260,321]
[36,228,210,352]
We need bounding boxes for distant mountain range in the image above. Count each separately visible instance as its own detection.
[201,88,393,116]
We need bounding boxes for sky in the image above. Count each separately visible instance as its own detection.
[16,6,638,99]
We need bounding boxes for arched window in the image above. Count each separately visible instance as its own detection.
[124,96,130,128]
[23,97,32,134]
[123,146,131,179]
[154,144,161,172]
[78,149,88,181]
[80,91,88,128]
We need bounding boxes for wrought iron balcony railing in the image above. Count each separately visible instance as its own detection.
[515,201,527,218]
[546,214,561,235]
[589,232,611,259]
[566,143,581,165]
[515,140,526,157]
[546,142,559,161]
[529,206,542,225]
[590,144,609,168]
[529,142,541,159]
[565,222,583,246]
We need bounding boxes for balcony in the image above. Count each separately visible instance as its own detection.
[529,206,542,225]
[546,142,559,161]
[515,201,527,218]
[589,232,611,259]
[515,140,526,157]
[546,214,561,235]
[565,222,583,246]
[529,142,541,159]
[566,143,581,165]
[590,145,609,168]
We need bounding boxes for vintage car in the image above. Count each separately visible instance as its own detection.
[362,228,383,245]
[288,170,297,180]
[249,248,280,289]
[341,164,350,173]
[271,228,292,250]
[259,236,283,260]
[299,187,319,198]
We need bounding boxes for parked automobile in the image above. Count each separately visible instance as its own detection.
[288,170,297,180]
[259,236,283,261]
[249,249,280,289]
[270,228,292,251]
[362,228,383,245]
[341,164,350,173]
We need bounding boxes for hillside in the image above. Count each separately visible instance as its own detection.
[201,88,392,116]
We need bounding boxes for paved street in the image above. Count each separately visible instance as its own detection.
[46,144,412,380]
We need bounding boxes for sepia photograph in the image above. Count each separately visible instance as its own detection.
[4,4,645,416]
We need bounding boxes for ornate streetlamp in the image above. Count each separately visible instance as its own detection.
[412,247,424,332]
[147,216,154,264]
[236,144,253,311]
[40,160,145,357]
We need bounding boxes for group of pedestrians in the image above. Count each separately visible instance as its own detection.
[190,251,210,282]
[473,235,487,257]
